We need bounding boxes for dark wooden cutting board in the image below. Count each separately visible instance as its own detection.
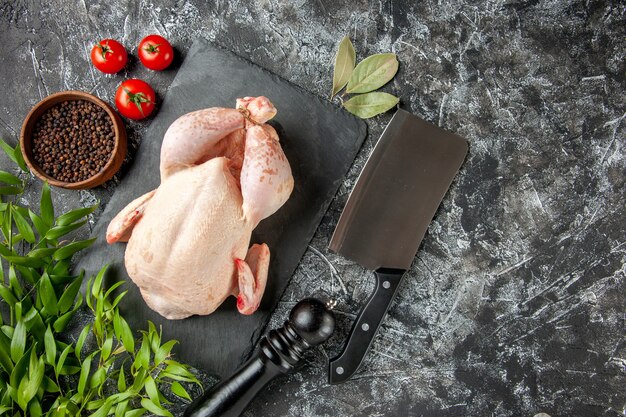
[74,38,366,378]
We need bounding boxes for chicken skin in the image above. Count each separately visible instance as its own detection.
[106,97,293,319]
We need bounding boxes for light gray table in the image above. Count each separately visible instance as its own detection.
[0,1,624,415]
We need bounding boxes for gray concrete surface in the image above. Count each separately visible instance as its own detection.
[0,1,624,416]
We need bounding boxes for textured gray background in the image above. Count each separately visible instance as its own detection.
[0,1,624,416]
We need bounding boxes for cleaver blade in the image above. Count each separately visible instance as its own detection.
[328,108,468,384]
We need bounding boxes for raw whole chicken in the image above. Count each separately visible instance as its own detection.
[106,96,293,319]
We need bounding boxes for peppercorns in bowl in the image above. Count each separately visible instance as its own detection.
[20,91,127,189]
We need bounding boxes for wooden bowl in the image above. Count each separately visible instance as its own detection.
[20,91,127,189]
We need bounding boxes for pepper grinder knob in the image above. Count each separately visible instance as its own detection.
[185,298,335,417]
[289,297,336,345]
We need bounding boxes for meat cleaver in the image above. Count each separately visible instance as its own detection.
[328,108,468,383]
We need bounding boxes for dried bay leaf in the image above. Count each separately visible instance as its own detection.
[343,92,399,119]
[331,36,356,98]
[346,53,398,94]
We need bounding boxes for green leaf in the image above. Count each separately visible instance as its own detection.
[91,398,115,417]
[147,321,161,352]
[1,207,11,244]
[144,375,160,405]
[2,324,16,338]
[11,206,35,243]
[28,210,48,236]
[10,319,26,363]
[13,143,28,172]
[49,273,75,286]
[0,186,23,195]
[3,255,46,268]
[93,316,103,343]
[16,351,43,411]
[16,375,30,410]
[0,334,14,374]
[56,205,97,226]
[104,280,125,302]
[52,310,74,333]
[9,265,24,298]
[27,247,58,259]
[78,355,92,395]
[51,399,73,417]
[92,265,108,298]
[0,284,18,307]
[39,273,58,316]
[55,344,72,377]
[75,324,91,362]
[28,399,44,417]
[40,182,53,226]
[101,335,114,362]
[58,273,83,314]
[0,171,22,186]
[15,265,38,286]
[13,303,23,325]
[52,238,96,260]
[130,367,147,392]
[171,381,192,401]
[44,325,56,365]
[89,367,107,389]
[44,220,87,240]
[28,347,42,377]
[114,313,134,354]
[135,336,150,371]
[51,259,70,276]
[331,36,356,98]
[9,265,23,299]
[0,138,15,157]
[346,53,399,94]
[140,398,172,417]
[0,138,25,171]
[117,366,127,392]
[42,375,60,393]
[5,384,19,408]
[154,340,177,365]
[10,346,32,388]
[111,290,128,309]
[112,393,137,409]
[12,203,29,218]
[86,398,105,411]
[23,307,45,341]
[343,92,399,119]
[115,400,129,417]
[10,233,24,245]
[163,360,200,385]
[124,409,147,417]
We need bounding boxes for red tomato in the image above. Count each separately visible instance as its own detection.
[90,39,128,74]
[137,34,174,71]
[115,79,156,120]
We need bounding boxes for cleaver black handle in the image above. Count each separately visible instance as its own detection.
[185,298,335,417]
[329,268,405,384]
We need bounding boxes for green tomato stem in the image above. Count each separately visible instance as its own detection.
[143,43,162,54]
[124,88,153,116]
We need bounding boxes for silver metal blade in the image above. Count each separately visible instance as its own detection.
[329,109,468,270]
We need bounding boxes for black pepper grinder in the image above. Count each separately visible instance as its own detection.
[184,298,336,417]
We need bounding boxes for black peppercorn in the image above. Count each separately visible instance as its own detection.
[31,100,115,183]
